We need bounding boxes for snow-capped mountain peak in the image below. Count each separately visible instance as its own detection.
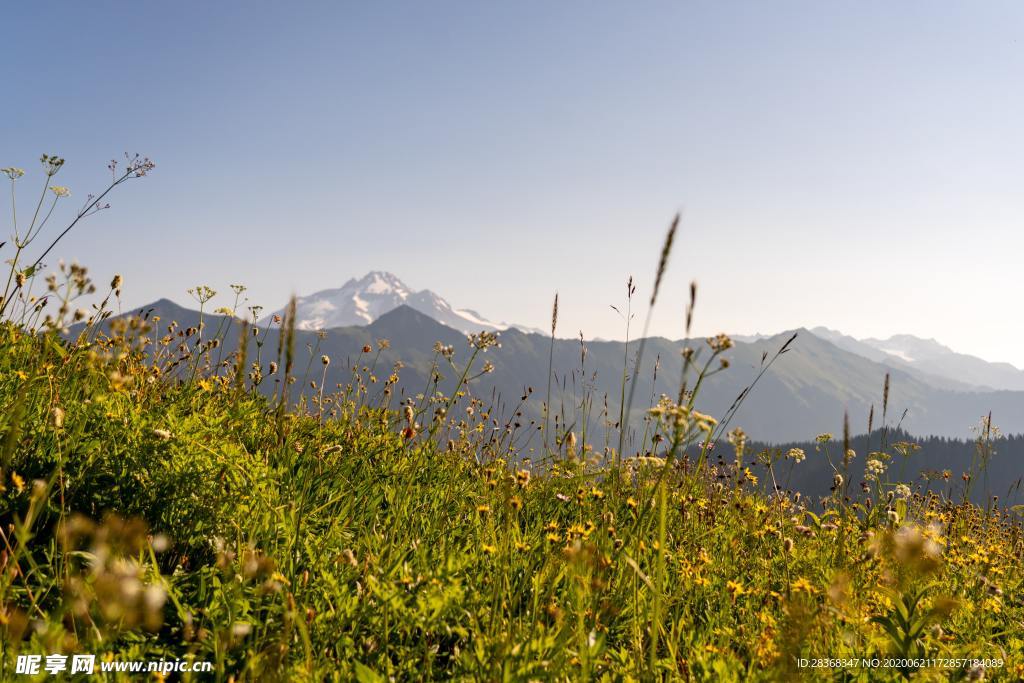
[262,272,529,335]
[357,271,411,297]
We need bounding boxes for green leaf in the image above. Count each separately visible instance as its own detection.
[353,662,385,683]
[47,335,68,359]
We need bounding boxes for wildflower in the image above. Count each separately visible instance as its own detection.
[50,406,65,429]
[476,504,490,515]
[515,469,531,488]
[40,154,65,176]
[468,330,501,350]
[791,577,817,595]
[270,571,291,587]
[321,354,331,366]
[754,631,779,661]
[893,441,920,459]
[631,456,664,469]
[833,473,844,489]
[649,395,692,429]
[726,579,746,600]
[509,496,523,511]
[865,458,886,481]
[11,472,26,493]
[692,411,718,433]
[567,522,591,539]
[152,429,172,440]
[743,467,758,485]
[481,544,497,555]
[815,433,833,443]
[786,448,806,463]
[894,484,911,499]
[2,167,25,180]
[590,487,604,500]
[626,497,638,510]
[982,596,1001,615]
[707,333,734,353]
[187,285,216,304]
[49,185,70,197]
[727,427,747,456]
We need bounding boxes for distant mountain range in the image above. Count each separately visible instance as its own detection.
[261,271,543,335]
[255,271,1024,393]
[83,289,1024,447]
[808,327,1024,391]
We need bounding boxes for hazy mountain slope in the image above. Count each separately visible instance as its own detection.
[897,350,1024,392]
[808,327,978,391]
[862,332,1024,390]
[810,327,1024,392]
[862,334,953,362]
[810,327,899,364]
[79,302,1024,445]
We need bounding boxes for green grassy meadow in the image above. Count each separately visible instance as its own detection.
[1,159,1022,681]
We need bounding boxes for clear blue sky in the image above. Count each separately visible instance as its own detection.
[4,2,1024,364]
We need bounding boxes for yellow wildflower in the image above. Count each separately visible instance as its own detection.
[726,580,746,600]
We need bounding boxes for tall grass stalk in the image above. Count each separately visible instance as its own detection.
[617,213,678,469]
[544,293,557,453]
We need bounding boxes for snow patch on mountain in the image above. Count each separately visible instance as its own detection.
[262,271,535,335]
[872,347,914,363]
[806,328,1024,391]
